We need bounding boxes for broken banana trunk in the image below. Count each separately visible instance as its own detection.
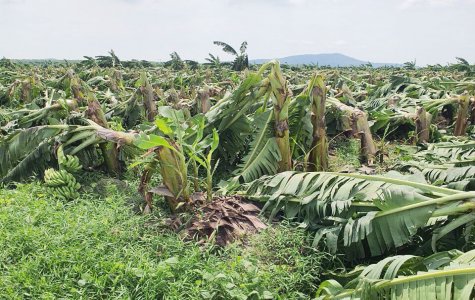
[454,91,470,136]
[415,106,431,143]
[470,96,475,125]
[197,87,211,114]
[138,159,158,213]
[329,98,377,164]
[85,96,120,176]
[139,73,157,122]
[269,62,292,172]
[308,75,328,171]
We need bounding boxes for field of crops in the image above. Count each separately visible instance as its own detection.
[1,51,475,299]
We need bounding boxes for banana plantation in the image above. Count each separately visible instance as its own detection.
[2,51,475,299]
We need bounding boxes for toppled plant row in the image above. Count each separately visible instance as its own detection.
[2,53,475,299]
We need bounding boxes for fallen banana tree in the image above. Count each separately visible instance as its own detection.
[400,163,475,191]
[369,106,433,144]
[411,140,475,165]
[241,170,475,258]
[0,121,136,184]
[0,116,207,212]
[327,97,377,164]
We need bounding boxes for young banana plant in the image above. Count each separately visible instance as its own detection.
[135,109,190,211]
[188,129,219,202]
[135,107,220,211]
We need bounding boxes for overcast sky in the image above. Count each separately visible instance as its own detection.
[1,0,474,65]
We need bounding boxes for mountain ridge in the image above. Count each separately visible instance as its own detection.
[250,53,401,67]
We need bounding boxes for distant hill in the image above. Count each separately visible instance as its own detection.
[11,58,80,65]
[250,53,401,67]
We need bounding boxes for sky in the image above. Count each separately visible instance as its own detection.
[1,0,474,66]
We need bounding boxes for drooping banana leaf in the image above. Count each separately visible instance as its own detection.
[316,249,475,300]
[413,141,475,165]
[204,73,263,164]
[400,164,475,191]
[288,79,315,156]
[243,171,475,258]
[233,109,281,182]
[0,125,68,182]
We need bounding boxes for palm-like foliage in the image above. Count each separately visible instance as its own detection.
[451,57,475,76]
[213,41,249,71]
[204,53,222,68]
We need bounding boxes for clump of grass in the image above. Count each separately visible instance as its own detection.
[244,221,339,298]
[0,179,335,299]
[329,137,361,170]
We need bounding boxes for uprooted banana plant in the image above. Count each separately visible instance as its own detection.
[242,170,475,258]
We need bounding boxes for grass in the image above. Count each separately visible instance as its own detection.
[329,138,361,171]
[328,136,414,174]
[0,178,336,299]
